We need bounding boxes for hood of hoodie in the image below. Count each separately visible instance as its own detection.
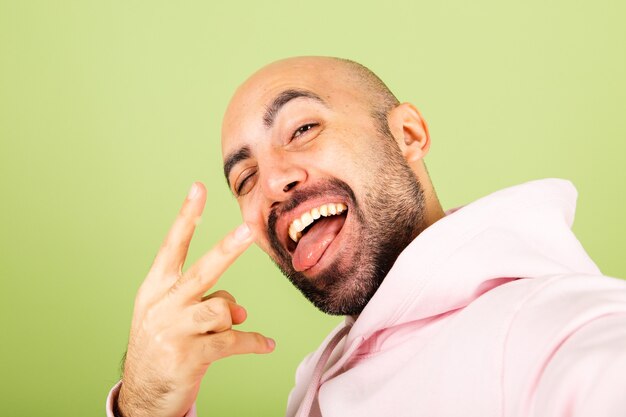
[343,178,601,349]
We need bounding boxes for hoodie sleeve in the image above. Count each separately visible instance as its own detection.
[532,312,626,417]
[105,382,198,417]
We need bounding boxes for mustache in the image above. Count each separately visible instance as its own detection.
[267,178,357,250]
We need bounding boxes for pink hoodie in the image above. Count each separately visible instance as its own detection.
[286,179,626,416]
[108,179,626,416]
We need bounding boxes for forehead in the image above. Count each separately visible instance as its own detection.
[220,59,363,158]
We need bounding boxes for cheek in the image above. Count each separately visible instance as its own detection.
[306,132,363,175]
[311,132,376,189]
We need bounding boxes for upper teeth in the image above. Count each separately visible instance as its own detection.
[288,203,347,243]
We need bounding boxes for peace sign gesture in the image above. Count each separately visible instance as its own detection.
[116,183,275,417]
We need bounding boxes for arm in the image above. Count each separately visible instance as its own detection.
[108,183,275,417]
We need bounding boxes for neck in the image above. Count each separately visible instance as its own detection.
[412,161,446,229]
[423,190,446,227]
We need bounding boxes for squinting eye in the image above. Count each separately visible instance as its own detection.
[236,170,257,196]
[292,123,319,140]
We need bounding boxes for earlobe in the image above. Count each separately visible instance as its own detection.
[387,103,431,162]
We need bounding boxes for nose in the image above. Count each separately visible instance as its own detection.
[260,163,307,206]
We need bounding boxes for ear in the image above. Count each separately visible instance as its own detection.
[387,102,431,162]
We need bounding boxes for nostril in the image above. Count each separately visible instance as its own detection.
[283,181,298,193]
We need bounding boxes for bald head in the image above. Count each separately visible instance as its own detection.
[329,57,400,134]
[222,57,400,146]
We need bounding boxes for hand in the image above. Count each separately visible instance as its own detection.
[116,182,275,417]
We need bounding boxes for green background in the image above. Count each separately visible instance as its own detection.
[1,0,625,415]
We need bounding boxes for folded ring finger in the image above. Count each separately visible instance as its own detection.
[189,296,240,334]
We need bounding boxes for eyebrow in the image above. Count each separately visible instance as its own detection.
[223,146,251,189]
[263,89,326,128]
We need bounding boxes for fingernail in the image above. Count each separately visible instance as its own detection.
[234,223,252,241]
[187,183,199,200]
[266,338,276,350]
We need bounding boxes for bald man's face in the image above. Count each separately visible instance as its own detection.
[222,59,425,315]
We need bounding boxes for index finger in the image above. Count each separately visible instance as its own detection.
[175,223,254,300]
[151,182,207,275]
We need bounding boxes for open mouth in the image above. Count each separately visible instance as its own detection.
[286,202,348,272]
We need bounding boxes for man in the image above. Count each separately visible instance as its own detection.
[107,57,626,417]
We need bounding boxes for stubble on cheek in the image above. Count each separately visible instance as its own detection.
[261,134,426,316]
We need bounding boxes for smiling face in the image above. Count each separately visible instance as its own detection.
[222,57,431,315]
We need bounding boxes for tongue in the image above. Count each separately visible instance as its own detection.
[292,215,345,272]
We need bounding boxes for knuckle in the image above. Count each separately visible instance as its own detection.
[153,329,171,346]
[177,205,194,222]
[160,238,177,256]
[216,236,233,256]
[140,315,159,336]
[150,329,179,357]
[222,331,236,347]
[193,298,230,325]
[213,297,230,312]
[208,332,234,353]
[209,337,226,353]
[253,333,266,350]
[193,304,218,324]
[143,305,159,325]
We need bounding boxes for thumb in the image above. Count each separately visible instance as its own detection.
[200,330,275,363]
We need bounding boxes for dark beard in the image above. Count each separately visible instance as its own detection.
[267,140,426,316]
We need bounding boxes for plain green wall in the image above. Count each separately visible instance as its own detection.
[1,0,625,415]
